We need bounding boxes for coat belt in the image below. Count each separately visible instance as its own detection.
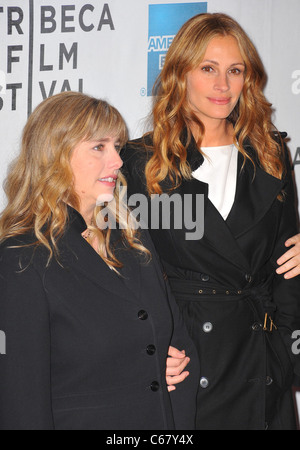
[169,277,278,332]
[169,278,243,297]
[170,277,252,296]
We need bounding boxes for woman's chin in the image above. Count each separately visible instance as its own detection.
[96,193,115,206]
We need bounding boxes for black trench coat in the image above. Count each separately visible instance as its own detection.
[121,132,300,430]
[0,207,199,430]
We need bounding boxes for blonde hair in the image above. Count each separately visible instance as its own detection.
[145,13,285,195]
[0,91,150,269]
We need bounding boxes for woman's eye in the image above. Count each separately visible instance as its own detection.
[229,68,242,75]
[93,145,104,151]
[202,66,214,73]
[115,145,121,153]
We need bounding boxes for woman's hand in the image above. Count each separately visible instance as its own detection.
[277,234,300,279]
[166,346,190,392]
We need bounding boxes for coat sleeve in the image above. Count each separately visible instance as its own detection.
[0,247,54,430]
[270,144,300,377]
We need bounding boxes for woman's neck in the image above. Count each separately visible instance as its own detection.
[79,203,95,228]
[191,119,235,148]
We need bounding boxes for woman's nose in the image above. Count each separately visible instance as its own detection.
[214,73,230,92]
[110,148,123,170]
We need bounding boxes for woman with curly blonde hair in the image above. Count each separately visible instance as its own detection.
[0,92,200,430]
[122,13,300,429]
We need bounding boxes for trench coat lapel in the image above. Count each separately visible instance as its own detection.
[177,135,250,271]
[63,207,142,306]
[178,176,251,272]
[226,149,284,238]
[182,136,284,271]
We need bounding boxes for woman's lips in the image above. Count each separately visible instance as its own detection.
[208,97,231,105]
[98,176,117,187]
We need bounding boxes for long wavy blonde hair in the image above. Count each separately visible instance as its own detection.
[145,13,285,195]
[0,92,150,269]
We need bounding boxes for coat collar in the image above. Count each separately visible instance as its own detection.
[226,143,284,238]
[61,206,142,306]
[183,131,284,237]
[177,176,251,272]
[183,128,205,172]
[169,132,285,270]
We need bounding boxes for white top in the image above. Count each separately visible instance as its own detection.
[192,144,238,220]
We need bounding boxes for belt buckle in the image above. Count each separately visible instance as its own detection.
[263,313,277,332]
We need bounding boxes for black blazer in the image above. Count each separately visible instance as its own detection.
[121,132,300,429]
[0,207,199,430]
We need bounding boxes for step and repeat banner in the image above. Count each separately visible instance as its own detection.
[0,0,299,213]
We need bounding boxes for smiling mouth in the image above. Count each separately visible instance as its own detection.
[208,97,231,105]
[98,177,116,183]
[97,176,117,187]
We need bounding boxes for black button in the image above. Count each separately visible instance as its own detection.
[150,381,160,392]
[266,376,273,386]
[252,322,261,332]
[200,377,209,389]
[138,310,148,320]
[201,274,210,282]
[203,322,213,333]
[146,345,156,356]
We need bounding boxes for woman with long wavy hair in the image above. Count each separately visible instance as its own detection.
[122,13,300,429]
[0,92,200,430]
